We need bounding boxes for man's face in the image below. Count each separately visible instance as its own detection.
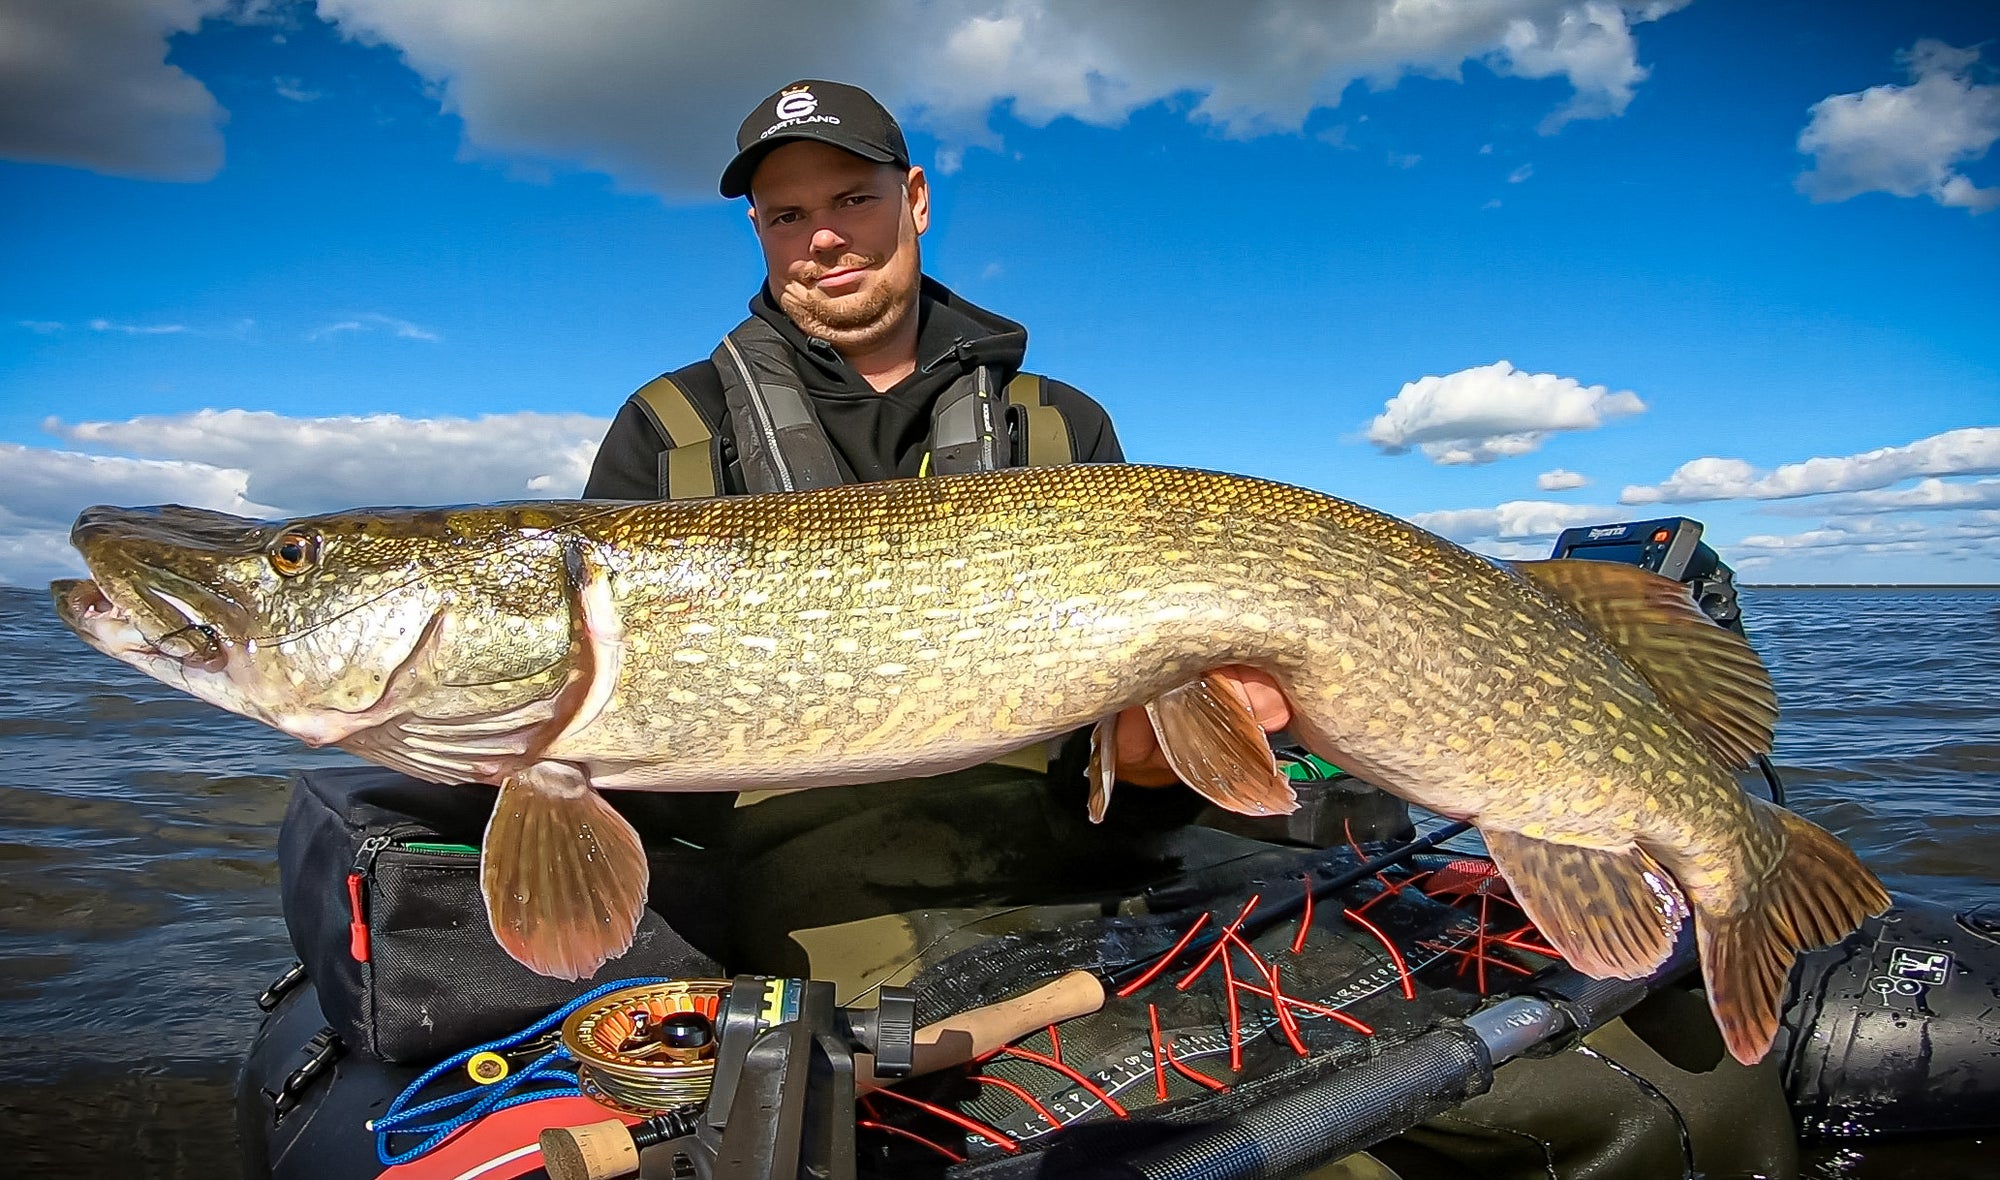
[748,141,928,353]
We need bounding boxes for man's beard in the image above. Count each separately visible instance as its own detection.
[780,252,918,354]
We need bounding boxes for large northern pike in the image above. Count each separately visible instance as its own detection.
[52,464,1886,1063]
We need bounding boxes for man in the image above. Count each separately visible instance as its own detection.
[583,78,1118,497]
[584,79,1287,792]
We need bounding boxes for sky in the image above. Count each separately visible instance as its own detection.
[2,0,1996,587]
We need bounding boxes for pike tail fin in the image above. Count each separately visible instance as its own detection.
[1696,797,1890,1064]
[482,761,650,981]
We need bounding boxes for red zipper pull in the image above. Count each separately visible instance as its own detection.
[347,873,370,962]
[347,834,392,963]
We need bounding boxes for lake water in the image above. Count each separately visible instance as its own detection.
[0,584,1994,1177]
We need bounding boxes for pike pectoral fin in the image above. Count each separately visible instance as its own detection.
[1086,715,1117,824]
[481,761,650,982]
[1145,676,1297,818]
[1509,559,1776,769]
[1696,799,1891,1065]
[1482,829,1683,980]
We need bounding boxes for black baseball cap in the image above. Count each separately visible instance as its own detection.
[719,80,911,199]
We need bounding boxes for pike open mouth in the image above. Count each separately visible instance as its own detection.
[64,579,119,622]
[54,578,227,672]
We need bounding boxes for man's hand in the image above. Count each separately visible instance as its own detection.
[1112,665,1290,787]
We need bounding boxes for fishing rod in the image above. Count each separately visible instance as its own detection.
[1104,819,1476,992]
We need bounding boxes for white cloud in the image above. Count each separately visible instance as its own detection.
[1620,427,2000,504]
[1796,40,2000,214]
[1366,359,1645,465]
[1507,163,1533,183]
[0,0,232,181]
[307,313,441,342]
[1537,467,1590,490]
[4,409,611,586]
[48,408,604,512]
[1502,0,1686,133]
[0,441,279,529]
[310,0,1687,198]
[1411,498,1616,550]
[1732,511,2000,572]
[1756,477,2000,520]
[17,320,65,334]
[88,317,191,335]
[274,75,321,102]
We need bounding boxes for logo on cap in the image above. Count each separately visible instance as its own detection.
[774,87,818,120]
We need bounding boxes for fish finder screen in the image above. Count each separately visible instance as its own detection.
[1569,541,1648,566]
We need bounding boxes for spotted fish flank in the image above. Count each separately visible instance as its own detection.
[50,464,1887,1062]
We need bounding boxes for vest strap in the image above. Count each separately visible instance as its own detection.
[630,375,722,500]
[713,319,846,494]
[1004,373,1073,468]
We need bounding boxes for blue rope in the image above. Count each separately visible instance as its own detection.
[372,977,677,1167]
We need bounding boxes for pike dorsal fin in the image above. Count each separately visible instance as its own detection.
[1510,559,1777,769]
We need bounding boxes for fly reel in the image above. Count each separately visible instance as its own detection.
[560,979,732,1113]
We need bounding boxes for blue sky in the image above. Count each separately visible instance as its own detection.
[3,0,1996,585]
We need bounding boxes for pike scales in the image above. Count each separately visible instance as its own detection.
[50,464,1887,1063]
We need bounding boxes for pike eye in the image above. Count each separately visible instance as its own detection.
[270,532,320,576]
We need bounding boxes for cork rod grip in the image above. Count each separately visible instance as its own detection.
[856,969,1106,1095]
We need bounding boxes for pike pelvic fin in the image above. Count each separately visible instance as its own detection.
[1144,676,1298,818]
[1482,830,1683,980]
[1086,714,1118,823]
[1510,559,1777,769]
[481,761,650,982]
[1696,797,1892,1065]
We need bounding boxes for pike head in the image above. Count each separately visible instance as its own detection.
[52,503,583,770]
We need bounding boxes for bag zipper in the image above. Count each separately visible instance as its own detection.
[347,834,394,963]
[346,836,481,963]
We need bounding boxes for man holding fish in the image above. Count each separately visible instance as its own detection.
[581,78,1293,791]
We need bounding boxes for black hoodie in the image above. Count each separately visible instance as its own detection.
[583,277,1122,499]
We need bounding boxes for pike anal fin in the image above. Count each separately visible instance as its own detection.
[1145,675,1297,818]
[481,761,650,981]
[1482,830,1684,981]
[1086,714,1117,824]
[1697,799,1892,1065]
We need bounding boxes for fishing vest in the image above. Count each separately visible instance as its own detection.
[624,317,1075,500]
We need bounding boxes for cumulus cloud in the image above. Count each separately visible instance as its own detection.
[1410,499,1616,553]
[1537,467,1590,490]
[47,408,604,511]
[1620,427,2000,504]
[1796,40,2000,214]
[1,441,280,529]
[307,313,441,342]
[4,409,610,585]
[1731,511,2000,571]
[0,0,232,181]
[1366,359,1645,465]
[311,0,1687,198]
